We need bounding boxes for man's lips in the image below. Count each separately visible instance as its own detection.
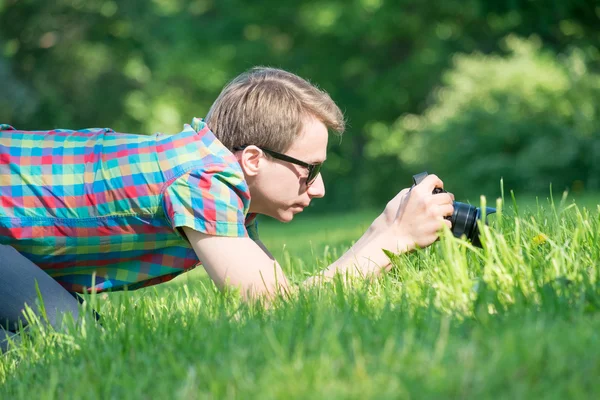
[292,203,310,210]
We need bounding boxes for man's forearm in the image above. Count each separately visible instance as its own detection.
[302,226,414,286]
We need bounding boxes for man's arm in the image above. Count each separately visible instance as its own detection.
[184,174,454,299]
[184,224,404,299]
[183,227,290,300]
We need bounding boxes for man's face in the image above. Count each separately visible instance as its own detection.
[245,116,328,222]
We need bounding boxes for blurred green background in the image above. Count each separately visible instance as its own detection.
[1,0,599,212]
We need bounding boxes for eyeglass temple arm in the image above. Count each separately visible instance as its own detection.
[233,146,313,168]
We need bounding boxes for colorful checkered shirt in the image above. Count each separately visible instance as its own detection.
[0,118,257,293]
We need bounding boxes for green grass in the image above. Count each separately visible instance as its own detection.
[2,192,600,399]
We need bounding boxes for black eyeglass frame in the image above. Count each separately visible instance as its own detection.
[233,145,323,186]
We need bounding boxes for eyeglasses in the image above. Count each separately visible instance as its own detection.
[233,145,323,186]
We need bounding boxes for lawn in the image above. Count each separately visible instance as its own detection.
[1,192,600,399]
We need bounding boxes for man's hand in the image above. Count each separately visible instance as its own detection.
[374,174,454,250]
[375,187,411,229]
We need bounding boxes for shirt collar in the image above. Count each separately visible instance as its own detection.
[190,117,205,133]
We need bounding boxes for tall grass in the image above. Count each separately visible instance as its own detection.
[1,193,600,399]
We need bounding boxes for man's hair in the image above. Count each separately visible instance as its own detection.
[205,67,345,152]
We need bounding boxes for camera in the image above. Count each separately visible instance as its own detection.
[412,172,496,247]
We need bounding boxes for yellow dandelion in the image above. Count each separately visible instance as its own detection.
[533,233,548,245]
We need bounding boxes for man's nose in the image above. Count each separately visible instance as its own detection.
[307,173,325,198]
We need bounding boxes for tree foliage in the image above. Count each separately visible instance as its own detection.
[1,0,599,209]
[375,36,600,197]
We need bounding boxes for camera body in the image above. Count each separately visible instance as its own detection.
[413,172,495,247]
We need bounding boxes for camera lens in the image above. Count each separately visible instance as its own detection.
[448,202,495,247]
[450,202,479,242]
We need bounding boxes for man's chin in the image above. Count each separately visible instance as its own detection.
[275,209,299,223]
[278,213,294,223]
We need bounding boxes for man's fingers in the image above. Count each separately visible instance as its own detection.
[414,174,444,193]
[438,203,454,218]
[431,192,454,206]
[433,218,452,231]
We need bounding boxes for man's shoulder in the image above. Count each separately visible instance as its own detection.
[177,117,241,171]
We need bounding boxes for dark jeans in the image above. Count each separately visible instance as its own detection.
[0,244,86,353]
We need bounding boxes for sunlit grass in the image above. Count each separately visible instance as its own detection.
[1,192,600,399]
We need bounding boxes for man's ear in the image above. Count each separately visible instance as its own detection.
[237,146,263,178]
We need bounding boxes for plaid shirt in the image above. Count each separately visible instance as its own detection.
[0,118,257,293]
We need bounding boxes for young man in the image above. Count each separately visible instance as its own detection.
[0,67,454,351]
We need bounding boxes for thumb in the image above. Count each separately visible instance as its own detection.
[395,188,412,219]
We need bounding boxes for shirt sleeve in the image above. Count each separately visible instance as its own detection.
[162,165,251,237]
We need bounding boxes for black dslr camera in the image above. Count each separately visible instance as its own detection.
[412,172,496,247]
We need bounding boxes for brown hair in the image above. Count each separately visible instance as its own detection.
[205,67,345,152]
